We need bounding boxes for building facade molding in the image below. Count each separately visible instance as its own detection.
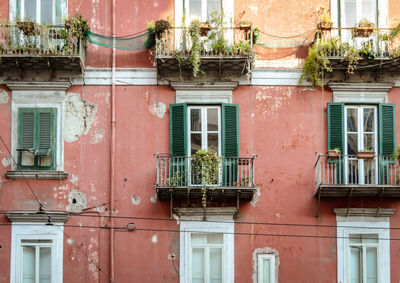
[333,208,396,217]
[329,82,394,103]
[6,210,70,223]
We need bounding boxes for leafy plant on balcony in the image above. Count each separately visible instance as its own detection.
[312,7,333,31]
[353,18,375,38]
[16,17,39,36]
[69,14,90,48]
[192,149,221,207]
[208,10,231,55]
[358,41,375,60]
[188,19,202,77]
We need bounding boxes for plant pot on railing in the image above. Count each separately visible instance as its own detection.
[317,21,333,32]
[356,151,375,159]
[239,23,252,40]
[200,22,211,36]
[353,27,374,37]
[327,150,340,159]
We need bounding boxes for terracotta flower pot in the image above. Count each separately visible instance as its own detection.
[353,27,374,38]
[356,151,375,159]
[327,150,340,159]
[317,21,333,31]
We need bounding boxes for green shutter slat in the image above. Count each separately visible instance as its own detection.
[379,103,396,156]
[19,109,35,149]
[170,103,187,156]
[38,111,52,150]
[327,103,345,152]
[222,104,239,157]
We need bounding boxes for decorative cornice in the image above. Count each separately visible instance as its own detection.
[170,81,239,91]
[6,170,68,180]
[174,207,237,221]
[6,82,71,91]
[334,208,396,217]
[328,82,394,93]
[6,210,70,223]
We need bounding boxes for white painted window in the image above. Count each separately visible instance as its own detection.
[188,106,221,156]
[257,254,276,283]
[336,216,390,283]
[10,223,64,283]
[187,0,222,22]
[180,221,234,283]
[344,105,378,185]
[10,0,68,25]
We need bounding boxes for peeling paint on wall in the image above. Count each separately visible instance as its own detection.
[66,189,87,213]
[67,238,74,245]
[64,93,97,143]
[0,89,9,104]
[53,185,69,208]
[2,157,11,167]
[71,174,80,186]
[88,237,99,281]
[149,193,157,203]
[149,102,166,118]
[250,186,261,207]
[255,87,292,116]
[151,234,158,243]
[131,194,141,206]
[91,128,105,144]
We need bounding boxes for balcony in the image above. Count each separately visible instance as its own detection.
[315,154,400,197]
[155,26,254,82]
[316,28,400,73]
[0,24,85,76]
[154,154,257,207]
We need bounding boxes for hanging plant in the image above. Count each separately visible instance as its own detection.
[192,149,221,207]
[155,19,171,39]
[68,14,90,48]
[189,19,202,77]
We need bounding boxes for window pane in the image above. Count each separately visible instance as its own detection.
[208,133,218,152]
[350,247,361,283]
[347,108,358,132]
[207,234,223,244]
[191,134,202,155]
[22,246,36,283]
[207,0,222,19]
[192,248,205,283]
[191,234,207,244]
[361,0,376,24]
[344,0,357,27]
[363,108,375,132]
[349,234,362,243]
[39,156,52,167]
[362,234,378,244]
[209,248,222,283]
[207,108,218,131]
[347,134,358,155]
[262,258,271,283]
[41,0,54,25]
[364,158,375,184]
[366,247,377,283]
[189,0,201,21]
[191,109,202,131]
[39,247,52,283]
[21,151,35,166]
[24,0,37,21]
[363,134,375,152]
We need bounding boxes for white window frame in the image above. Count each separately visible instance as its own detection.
[180,221,234,283]
[9,0,68,24]
[10,222,64,283]
[187,106,222,157]
[330,0,388,28]
[344,105,378,185]
[257,254,276,283]
[336,216,390,283]
[8,83,69,171]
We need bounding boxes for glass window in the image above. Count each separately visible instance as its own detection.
[187,0,222,22]
[17,0,62,25]
[257,254,276,283]
[190,233,224,283]
[348,234,378,283]
[21,240,53,283]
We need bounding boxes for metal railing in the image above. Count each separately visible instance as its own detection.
[315,27,398,58]
[315,154,399,186]
[156,26,254,57]
[154,154,256,188]
[0,25,85,58]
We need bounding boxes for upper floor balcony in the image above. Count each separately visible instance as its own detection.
[155,25,254,83]
[315,154,400,198]
[154,154,257,205]
[0,24,85,77]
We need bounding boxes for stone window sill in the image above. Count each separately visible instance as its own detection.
[6,170,68,180]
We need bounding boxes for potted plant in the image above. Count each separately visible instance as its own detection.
[353,18,375,38]
[327,148,341,159]
[312,7,333,31]
[252,27,260,44]
[16,18,39,36]
[154,19,171,39]
[356,149,375,159]
[200,21,211,36]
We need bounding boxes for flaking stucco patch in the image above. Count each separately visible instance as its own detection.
[67,189,87,213]
[250,186,260,207]
[150,193,157,203]
[149,102,166,118]
[2,157,11,167]
[151,234,158,243]
[64,93,97,143]
[0,89,9,104]
[71,174,79,186]
[91,128,105,144]
[255,87,292,116]
[131,194,141,206]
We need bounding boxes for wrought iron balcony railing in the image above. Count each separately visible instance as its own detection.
[315,154,399,187]
[0,24,85,72]
[155,154,256,189]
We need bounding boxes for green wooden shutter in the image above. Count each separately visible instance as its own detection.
[170,103,187,156]
[222,104,239,157]
[378,103,396,184]
[327,102,345,152]
[222,104,239,186]
[18,109,35,150]
[37,108,56,157]
[378,103,396,156]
